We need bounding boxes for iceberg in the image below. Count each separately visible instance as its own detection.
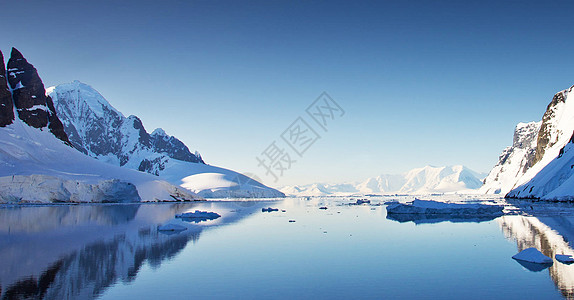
[386,199,504,216]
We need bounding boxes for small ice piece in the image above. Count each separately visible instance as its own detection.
[262,207,279,212]
[555,254,574,263]
[175,210,221,219]
[158,223,187,232]
[319,206,328,210]
[512,247,553,264]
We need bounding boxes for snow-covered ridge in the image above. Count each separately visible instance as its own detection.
[48,81,204,175]
[281,165,484,196]
[483,83,574,200]
[49,81,284,198]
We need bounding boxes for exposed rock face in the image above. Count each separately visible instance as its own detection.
[0,50,14,127]
[533,89,570,165]
[2,48,70,144]
[150,128,204,164]
[48,81,204,176]
[7,47,49,128]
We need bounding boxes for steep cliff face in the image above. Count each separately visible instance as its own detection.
[0,51,14,127]
[0,48,70,144]
[533,89,569,165]
[484,84,574,200]
[480,121,541,194]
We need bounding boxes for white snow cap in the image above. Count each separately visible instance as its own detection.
[152,128,167,136]
[47,80,123,119]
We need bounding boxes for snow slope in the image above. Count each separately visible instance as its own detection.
[0,116,198,203]
[280,165,484,196]
[49,81,284,198]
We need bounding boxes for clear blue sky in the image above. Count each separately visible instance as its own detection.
[2,0,574,187]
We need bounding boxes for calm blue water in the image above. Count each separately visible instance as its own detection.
[1,197,572,299]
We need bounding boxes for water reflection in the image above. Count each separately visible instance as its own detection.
[386,213,500,225]
[0,201,270,300]
[499,201,574,299]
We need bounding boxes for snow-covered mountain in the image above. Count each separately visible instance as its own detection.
[506,85,574,200]
[48,81,284,198]
[481,84,574,200]
[0,48,197,203]
[48,81,203,175]
[280,165,484,196]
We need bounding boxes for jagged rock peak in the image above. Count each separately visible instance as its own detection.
[0,50,14,127]
[3,47,70,145]
[7,47,49,128]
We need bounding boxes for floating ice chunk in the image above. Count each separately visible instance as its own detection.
[512,247,553,264]
[386,199,504,215]
[262,207,279,212]
[158,223,187,232]
[356,199,370,205]
[175,210,221,219]
[555,254,574,263]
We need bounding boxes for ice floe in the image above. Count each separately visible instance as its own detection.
[512,247,553,264]
[555,254,574,264]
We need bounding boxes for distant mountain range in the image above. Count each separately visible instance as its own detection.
[281,165,485,196]
[481,84,574,200]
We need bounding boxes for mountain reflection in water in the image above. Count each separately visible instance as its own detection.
[500,201,574,300]
[0,202,266,300]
